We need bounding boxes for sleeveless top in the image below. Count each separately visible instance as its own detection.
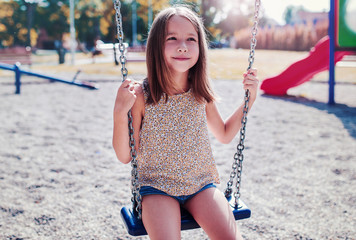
[137,84,220,196]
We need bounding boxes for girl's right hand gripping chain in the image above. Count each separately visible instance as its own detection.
[114,79,137,117]
[113,79,140,164]
[242,68,259,102]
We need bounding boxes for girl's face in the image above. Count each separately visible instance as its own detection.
[164,15,199,75]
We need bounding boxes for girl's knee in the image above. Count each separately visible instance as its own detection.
[209,224,243,240]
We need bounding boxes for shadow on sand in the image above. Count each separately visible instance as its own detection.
[261,93,356,139]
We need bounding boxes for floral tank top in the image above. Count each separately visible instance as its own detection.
[137,85,220,196]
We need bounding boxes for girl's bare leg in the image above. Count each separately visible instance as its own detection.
[184,188,243,240]
[141,194,181,240]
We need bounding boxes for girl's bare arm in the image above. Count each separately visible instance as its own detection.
[206,69,258,144]
[112,80,144,164]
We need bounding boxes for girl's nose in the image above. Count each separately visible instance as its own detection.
[178,42,188,53]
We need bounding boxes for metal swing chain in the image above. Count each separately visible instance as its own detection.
[113,0,142,218]
[224,0,261,208]
[247,0,261,71]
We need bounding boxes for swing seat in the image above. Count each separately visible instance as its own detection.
[120,198,251,236]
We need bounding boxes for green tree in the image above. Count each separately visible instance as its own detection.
[34,0,69,41]
[135,0,200,43]
[0,1,28,47]
[201,0,222,38]
[76,0,105,48]
[283,5,305,25]
[283,5,294,25]
[1,0,251,48]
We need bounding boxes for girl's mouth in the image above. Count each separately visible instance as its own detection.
[173,57,190,61]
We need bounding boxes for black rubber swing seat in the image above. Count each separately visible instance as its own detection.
[120,197,251,236]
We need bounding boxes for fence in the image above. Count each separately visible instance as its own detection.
[234,19,329,51]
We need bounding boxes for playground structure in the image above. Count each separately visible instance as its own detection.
[0,63,98,94]
[260,0,356,104]
[260,36,351,96]
[0,44,143,94]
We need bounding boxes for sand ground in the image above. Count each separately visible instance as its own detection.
[0,73,355,240]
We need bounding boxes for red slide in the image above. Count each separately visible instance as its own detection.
[260,36,350,96]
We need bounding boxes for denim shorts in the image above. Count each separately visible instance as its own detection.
[139,183,216,205]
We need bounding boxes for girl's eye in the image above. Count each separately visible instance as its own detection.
[188,37,197,42]
[167,37,176,41]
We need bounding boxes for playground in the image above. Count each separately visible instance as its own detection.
[1,0,356,239]
[0,46,356,239]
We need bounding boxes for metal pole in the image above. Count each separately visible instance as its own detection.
[69,0,76,65]
[132,0,138,47]
[26,2,33,47]
[328,0,335,104]
[196,0,202,13]
[14,64,21,94]
[148,0,153,30]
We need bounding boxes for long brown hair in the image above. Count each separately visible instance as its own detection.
[145,5,216,104]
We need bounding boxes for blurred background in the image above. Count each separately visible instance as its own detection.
[0,0,329,56]
[2,0,355,86]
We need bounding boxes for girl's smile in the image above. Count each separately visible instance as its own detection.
[172,57,190,61]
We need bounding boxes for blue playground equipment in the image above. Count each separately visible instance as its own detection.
[0,62,98,94]
[121,197,251,236]
[329,0,356,104]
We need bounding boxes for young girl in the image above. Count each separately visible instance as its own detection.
[113,5,258,240]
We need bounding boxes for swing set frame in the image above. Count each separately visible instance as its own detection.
[113,0,261,236]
